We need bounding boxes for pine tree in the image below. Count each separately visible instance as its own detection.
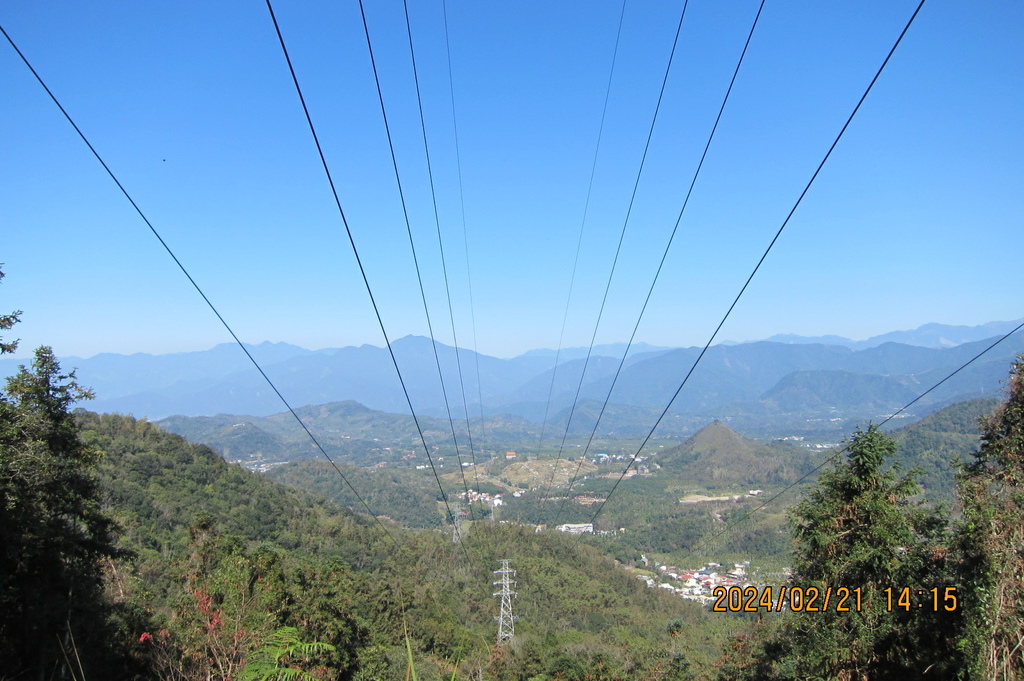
[721,425,959,679]
[955,355,1024,680]
[0,265,21,354]
[0,267,123,676]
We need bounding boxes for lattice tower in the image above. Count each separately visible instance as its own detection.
[493,560,517,643]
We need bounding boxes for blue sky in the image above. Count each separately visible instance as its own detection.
[1,0,1021,361]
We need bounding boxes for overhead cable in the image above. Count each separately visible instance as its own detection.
[0,21,400,548]
[581,0,929,537]
[352,0,474,522]
[398,0,481,506]
[541,0,692,510]
[535,0,628,454]
[552,0,766,526]
[264,1,472,565]
[441,0,487,491]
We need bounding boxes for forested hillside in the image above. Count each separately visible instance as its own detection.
[4,309,1022,679]
[655,421,814,487]
[717,361,1024,679]
[158,399,547,469]
[5,368,736,680]
[890,397,999,501]
[267,458,446,529]
[85,412,734,680]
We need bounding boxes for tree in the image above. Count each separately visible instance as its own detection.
[143,517,281,681]
[954,355,1024,679]
[0,269,123,676]
[0,264,21,354]
[721,425,958,679]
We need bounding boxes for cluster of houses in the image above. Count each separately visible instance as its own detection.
[456,489,506,508]
[637,561,752,605]
[589,453,651,475]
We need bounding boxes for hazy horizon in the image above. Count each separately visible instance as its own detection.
[3,316,1021,364]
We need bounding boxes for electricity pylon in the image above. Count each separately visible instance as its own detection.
[493,560,517,643]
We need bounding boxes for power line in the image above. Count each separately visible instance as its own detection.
[352,0,474,527]
[399,0,481,512]
[0,20,400,549]
[551,0,766,527]
[541,0,692,509]
[441,0,487,494]
[580,0,929,538]
[672,318,1024,564]
[264,0,472,566]
[535,0,628,506]
[535,0,628,455]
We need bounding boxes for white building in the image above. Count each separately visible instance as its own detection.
[555,523,594,534]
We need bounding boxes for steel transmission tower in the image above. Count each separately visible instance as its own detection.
[492,560,517,643]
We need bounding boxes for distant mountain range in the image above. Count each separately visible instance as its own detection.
[1,320,1021,440]
[754,318,1024,350]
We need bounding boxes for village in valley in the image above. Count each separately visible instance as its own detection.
[636,558,765,606]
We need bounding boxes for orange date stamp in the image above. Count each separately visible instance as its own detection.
[711,585,863,613]
[711,585,960,612]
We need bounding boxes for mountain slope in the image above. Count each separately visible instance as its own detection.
[78,410,375,557]
[73,410,725,679]
[760,370,919,413]
[890,397,999,501]
[267,459,445,529]
[654,420,815,488]
[157,399,542,468]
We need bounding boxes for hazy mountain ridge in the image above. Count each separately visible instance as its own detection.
[3,324,1021,434]
[511,341,676,363]
[759,318,1023,349]
[759,370,920,413]
[0,341,314,402]
[144,329,1024,452]
[142,329,1024,444]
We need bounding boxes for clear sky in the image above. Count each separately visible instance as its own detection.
[1,0,1021,361]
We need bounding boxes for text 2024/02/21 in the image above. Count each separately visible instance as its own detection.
[711,585,960,613]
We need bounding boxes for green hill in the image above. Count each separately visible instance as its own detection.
[78,410,382,565]
[266,459,446,529]
[655,420,816,488]
[890,397,999,501]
